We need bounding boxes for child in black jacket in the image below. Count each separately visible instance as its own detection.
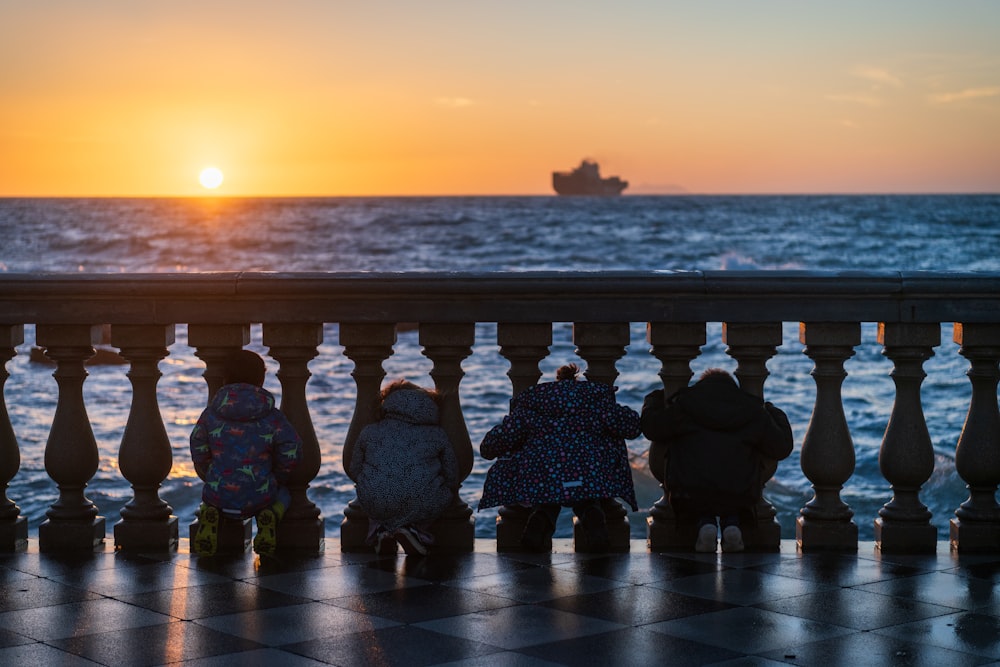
[641,368,793,553]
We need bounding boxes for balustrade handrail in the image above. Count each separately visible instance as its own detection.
[1,270,999,324]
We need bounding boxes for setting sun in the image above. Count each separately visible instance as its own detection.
[199,167,224,190]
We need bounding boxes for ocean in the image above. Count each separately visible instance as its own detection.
[2,194,999,541]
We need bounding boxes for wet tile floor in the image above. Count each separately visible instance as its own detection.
[1,540,999,666]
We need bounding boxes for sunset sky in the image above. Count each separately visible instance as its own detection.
[2,1,999,196]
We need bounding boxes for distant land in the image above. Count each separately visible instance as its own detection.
[626,183,690,195]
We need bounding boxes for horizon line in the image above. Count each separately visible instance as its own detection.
[2,191,998,199]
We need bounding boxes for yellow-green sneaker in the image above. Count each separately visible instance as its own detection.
[193,504,219,556]
[253,508,278,556]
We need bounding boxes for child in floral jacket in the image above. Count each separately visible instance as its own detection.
[190,350,302,556]
[479,363,641,552]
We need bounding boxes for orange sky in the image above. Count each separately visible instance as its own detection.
[2,2,999,196]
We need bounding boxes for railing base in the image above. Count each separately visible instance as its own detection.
[340,516,474,554]
[648,508,781,553]
[0,517,28,552]
[189,517,252,555]
[339,499,372,553]
[741,517,782,553]
[277,517,326,554]
[496,507,535,552]
[496,505,630,553]
[796,516,859,552]
[428,516,476,553]
[574,515,630,553]
[114,516,179,552]
[949,518,1000,553]
[39,517,106,552]
[874,517,937,554]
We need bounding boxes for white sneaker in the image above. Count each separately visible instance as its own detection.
[695,524,718,553]
[394,526,428,556]
[722,525,745,553]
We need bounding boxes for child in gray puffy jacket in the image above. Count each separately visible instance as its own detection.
[349,379,459,555]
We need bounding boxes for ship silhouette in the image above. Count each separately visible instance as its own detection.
[552,159,628,196]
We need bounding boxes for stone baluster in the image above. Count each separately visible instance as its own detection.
[575,322,628,386]
[339,323,396,552]
[112,325,179,552]
[724,323,780,397]
[189,324,251,404]
[498,323,551,396]
[420,323,476,552]
[187,324,252,553]
[797,322,860,552]
[875,323,939,553]
[723,322,783,551]
[573,322,631,552]
[0,325,27,551]
[263,323,325,553]
[950,323,1000,552]
[495,323,552,551]
[36,324,105,551]
[646,322,706,552]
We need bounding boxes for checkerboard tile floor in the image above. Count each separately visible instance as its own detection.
[1,540,999,666]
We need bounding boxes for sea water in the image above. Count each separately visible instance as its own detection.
[1,195,999,540]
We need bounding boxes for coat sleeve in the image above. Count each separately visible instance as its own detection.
[606,402,642,440]
[189,409,213,479]
[754,402,794,460]
[479,411,526,460]
[437,431,461,491]
[639,389,684,442]
[348,427,370,481]
[273,414,303,484]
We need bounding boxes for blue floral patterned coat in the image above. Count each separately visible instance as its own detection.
[478,379,641,511]
[190,383,302,517]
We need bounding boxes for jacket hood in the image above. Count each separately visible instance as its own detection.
[211,383,275,422]
[515,379,615,417]
[677,374,762,430]
[382,388,440,425]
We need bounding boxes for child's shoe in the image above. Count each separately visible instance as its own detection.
[193,504,219,556]
[394,526,428,556]
[372,528,394,556]
[253,508,278,556]
[721,525,745,553]
[695,523,718,553]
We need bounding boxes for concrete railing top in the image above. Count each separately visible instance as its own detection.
[1,270,999,325]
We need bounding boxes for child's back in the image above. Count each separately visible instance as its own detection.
[190,349,302,556]
[350,381,459,553]
[191,381,300,516]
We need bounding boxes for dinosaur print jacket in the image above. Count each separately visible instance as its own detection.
[190,383,302,517]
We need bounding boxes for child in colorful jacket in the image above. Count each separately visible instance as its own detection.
[478,363,641,552]
[190,349,302,556]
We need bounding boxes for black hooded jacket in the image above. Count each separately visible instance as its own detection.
[641,373,793,509]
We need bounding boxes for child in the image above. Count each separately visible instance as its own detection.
[478,363,641,552]
[349,379,459,555]
[190,349,302,557]
[640,368,793,553]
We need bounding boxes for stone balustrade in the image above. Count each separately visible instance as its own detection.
[0,271,999,555]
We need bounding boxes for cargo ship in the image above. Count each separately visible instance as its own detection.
[552,159,628,196]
